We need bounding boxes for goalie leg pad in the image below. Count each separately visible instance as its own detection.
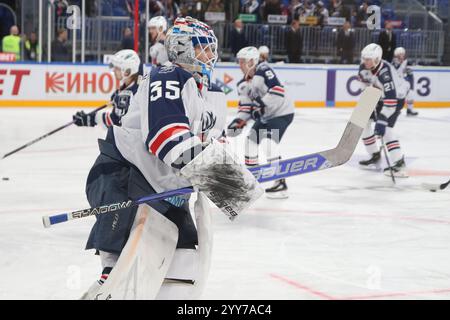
[156,193,213,299]
[93,204,178,300]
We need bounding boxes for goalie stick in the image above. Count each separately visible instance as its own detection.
[2,103,110,160]
[42,87,381,228]
[422,178,450,192]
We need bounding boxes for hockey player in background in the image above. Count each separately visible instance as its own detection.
[72,49,142,128]
[227,46,294,198]
[258,45,270,63]
[148,16,169,66]
[358,43,410,177]
[81,17,261,300]
[392,47,418,116]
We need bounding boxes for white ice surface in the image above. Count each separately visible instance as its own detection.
[0,107,449,300]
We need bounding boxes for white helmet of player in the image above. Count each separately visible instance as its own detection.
[148,16,168,33]
[361,43,383,70]
[258,45,270,62]
[165,16,218,85]
[258,45,269,55]
[394,47,406,58]
[237,46,259,78]
[237,46,260,66]
[109,49,141,85]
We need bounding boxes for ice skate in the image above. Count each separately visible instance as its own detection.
[384,156,409,178]
[359,151,381,170]
[265,179,288,199]
[406,108,418,116]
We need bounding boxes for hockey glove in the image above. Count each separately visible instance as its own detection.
[73,111,96,127]
[251,97,265,120]
[227,118,247,137]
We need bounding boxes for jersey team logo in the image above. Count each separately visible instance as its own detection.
[215,73,233,95]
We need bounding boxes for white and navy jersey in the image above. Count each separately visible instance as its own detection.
[236,78,255,121]
[392,58,414,89]
[358,60,410,118]
[113,63,226,193]
[96,81,139,128]
[149,41,169,66]
[247,62,294,120]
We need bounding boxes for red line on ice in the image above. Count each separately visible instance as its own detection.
[270,273,450,300]
[269,273,337,300]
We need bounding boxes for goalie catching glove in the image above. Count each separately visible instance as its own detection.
[180,139,264,220]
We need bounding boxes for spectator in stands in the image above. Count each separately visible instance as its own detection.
[51,28,71,62]
[148,0,164,17]
[378,21,396,62]
[225,0,241,21]
[285,19,303,63]
[356,1,369,28]
[121,27,134,50]
[179,0,209,20]
[300,1,315,18]
[262,0,283,22]
[259,45,270,62]
[241,0,261,21]
[163,0,182,22]
[25,32,40,61]
[207,0,225,12]
[230,19,248,59]
[329,0,350,21]
[336,21,354,64]
[1,25,21,61]
[315,1,329,27]
[288,0,303,22]
[55,0,69,19]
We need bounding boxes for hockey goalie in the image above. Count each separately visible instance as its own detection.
[80,17,263,300]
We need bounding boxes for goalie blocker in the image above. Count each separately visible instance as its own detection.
[180,139,264,220]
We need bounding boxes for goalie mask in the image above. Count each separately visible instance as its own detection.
[165,16,218,86]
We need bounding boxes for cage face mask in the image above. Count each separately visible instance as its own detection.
[165,17,218,85]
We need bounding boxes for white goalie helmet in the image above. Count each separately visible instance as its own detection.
[148,16,167,33]
[237,46,260,67]
[394,47,406,58]
[165,16,218,84]
[361,43,383,69]
[109,49,141,84]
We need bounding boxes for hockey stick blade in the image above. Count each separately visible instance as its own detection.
[422,179,450,192]
[42,87,381,227]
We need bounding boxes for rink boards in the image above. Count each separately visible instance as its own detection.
[1,62,450,108]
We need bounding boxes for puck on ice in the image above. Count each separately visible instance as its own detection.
[2,177,9,181]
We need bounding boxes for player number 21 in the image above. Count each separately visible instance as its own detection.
[150,80,180,101]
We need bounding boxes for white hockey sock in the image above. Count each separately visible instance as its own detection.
[407,100,414,110]
[264,137,281,163]
[245,135,259,166]
[362,121,379,155]
[384,127,404,163]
